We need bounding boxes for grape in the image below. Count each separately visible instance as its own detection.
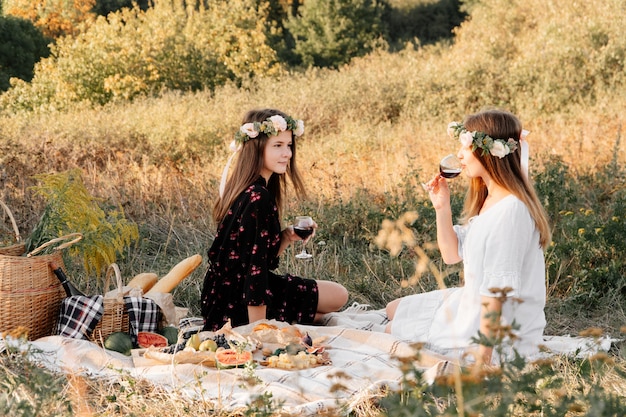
[162,341,186,354]
[212,334,230,349]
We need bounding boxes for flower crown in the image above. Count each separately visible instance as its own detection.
[234,115,304,145]
[447,121,518,159]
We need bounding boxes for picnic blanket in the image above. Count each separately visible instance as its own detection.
[19,321,421,415]
[321,303,618,358]
[10,303,618,415]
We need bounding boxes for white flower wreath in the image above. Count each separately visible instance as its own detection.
[234,115,304,145]
[447,121,518,158]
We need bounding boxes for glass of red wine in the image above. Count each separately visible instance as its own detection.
[439,154,462,179]
[294,216,314,259]
[422,154,462,191]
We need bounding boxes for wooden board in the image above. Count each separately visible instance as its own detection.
[131,348,167,367]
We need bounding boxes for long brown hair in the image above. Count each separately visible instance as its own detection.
[213,108,307,223]
[460,109,552,249]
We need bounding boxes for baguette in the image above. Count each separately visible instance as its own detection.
[145,254,203,295]
[127,272,158,293]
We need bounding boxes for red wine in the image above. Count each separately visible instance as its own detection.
[50,261,86,297]
[294,227,314,239]
[439,166,462,179]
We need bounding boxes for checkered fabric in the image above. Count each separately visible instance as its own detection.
[125,296,161,345]
[57,295,161,343]
[56,295,104,340]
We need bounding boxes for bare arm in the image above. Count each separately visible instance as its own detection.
[425,176,462,264]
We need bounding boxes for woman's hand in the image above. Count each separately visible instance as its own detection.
[423,174,451,211]
[278,221,317,256]
[282,221,317,244]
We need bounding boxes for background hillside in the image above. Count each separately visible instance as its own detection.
[0,0,624,335]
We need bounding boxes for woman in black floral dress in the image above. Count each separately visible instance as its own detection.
[201,109,348,331]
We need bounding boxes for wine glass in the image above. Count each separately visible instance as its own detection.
[422,154,462,191]
[439,154,462,179]
[294,216,314,259]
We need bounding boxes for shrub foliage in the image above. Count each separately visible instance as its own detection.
[0,0,281,110]
[286,0,388,68]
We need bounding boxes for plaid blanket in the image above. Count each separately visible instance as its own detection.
[57,295,160,343]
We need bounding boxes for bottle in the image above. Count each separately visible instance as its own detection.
[49,261,86,297]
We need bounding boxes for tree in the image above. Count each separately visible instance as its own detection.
[286,0,388,68]
[0,15,51,91]
[4,0,96,38]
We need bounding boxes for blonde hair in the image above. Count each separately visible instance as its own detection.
[459,109,552,249]
[214,109,307,223]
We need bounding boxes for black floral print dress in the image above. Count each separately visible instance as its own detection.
[201,176,319,331]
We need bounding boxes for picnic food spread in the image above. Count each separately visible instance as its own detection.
[136,320,331,370]
[81,255,332,371]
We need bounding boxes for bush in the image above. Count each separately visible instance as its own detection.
[536,155,626,308]
[384,0,465,49]
[286,0,388,68]
[0,0,281,111]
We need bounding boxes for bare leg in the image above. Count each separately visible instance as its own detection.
[315,280,348,319]
[384,297,403,333]
[386,298,402,320]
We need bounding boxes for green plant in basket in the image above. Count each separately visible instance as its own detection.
[25,169,139,278]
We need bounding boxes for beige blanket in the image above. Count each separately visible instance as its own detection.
[15,304,617,415]
[22,323,424,414]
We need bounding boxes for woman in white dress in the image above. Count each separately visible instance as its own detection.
[385,109,552,366]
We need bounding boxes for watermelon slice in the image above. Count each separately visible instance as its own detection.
[137,331,169,348]
[215,349,253,369]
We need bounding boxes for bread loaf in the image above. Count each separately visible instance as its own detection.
[126,272,158,293]
[145,254,203,295]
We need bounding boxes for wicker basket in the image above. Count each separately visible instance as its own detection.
[91,263,129,345]
[0,233,82,340]
[0,200,25,257]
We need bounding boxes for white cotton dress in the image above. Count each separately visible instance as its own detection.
[390,195,546,360]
